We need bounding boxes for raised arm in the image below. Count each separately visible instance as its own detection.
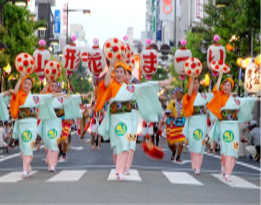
[216,70,224,91]
[188,74,196,97]
[41,80,51,94]
[14,71,27,96]
[104,59,115,88]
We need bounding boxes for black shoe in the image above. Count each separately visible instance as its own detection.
[254,154,260,162]
[171,156,175,161]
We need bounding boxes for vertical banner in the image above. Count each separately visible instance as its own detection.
[156,0,162,41]
[54,10,61,34]
[195,0,203,22]
[159,0,175,21]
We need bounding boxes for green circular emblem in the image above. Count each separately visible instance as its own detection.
[115,122,127,136]
[193,129,203,141]
[21,130,32,142]
[48,129,57,139]
[223,130,234,143]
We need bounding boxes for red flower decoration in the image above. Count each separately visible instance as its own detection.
[113,38,118,43]
[218,60,222,65]
[108,52,113,58]
[113,45,119,52]
[196,69,200,74]
[191,57,194,61]
[197,62,201,66]
[185,62,189,67]
[127,53,130,58]
[24,54,28,58]
[19,66,23,71]
[58,72,61,77]
[17,57,22,62]
[27,68,31,73]
[57,64,60,69]
[191,63,196,69]
[23,60,29,67]
[215,65,219,70]
[117,54,121,60]
[52,69,56,74]
[212,61,216,64]
[50,62,54,67]
[120,46,125,51]
[30,60,34,65]
[46,69,50,74]
[106,42,111,48]
[187,70,192,74]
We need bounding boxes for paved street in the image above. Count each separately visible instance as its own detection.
[0,132,260,204]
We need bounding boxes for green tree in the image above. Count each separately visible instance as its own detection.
[2,3,43,90]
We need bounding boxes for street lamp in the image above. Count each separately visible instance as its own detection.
[12,0,27,6]
[215,0,230,8]
[37,24,47,31]
[63,3,91,44]
[48,38,59,54]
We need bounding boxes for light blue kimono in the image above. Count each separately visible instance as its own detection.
[98,82,162,154]
[209,96,257,158]
[13,94,56,156]
[0,93,10,122]
[41,97,64,151]
[40,94,82,150]
[182,93,208,154]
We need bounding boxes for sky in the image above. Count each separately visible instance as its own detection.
[53,0,146,46]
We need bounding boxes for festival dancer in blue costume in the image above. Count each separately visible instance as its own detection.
[207,70,257,182]
[95,60,172,180]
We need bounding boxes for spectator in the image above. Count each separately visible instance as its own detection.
[0,121,8,148]
[241,120,260,162]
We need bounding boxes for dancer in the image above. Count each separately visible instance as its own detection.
[90,101,104,150]
[96,60,171,180]
[182,74,208,175]
[10,72,59,178]
[166,87,186,162]
[207,70,257,181]
[0,89,13,122]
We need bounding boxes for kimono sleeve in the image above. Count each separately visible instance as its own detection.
[0,94,10,121]
[64,95,82,119]
[134,81,162,122]
[237,97,257,123]
[36,94,57,120]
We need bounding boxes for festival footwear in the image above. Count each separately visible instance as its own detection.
[22,171,29,179]
[221,165,225,176]
[194,169,201,175]
[225,174,232,182]
[116,173,125,181]
[175,158,183,163]
[124,169,130,175]
[170,156,175,161]
[254,153,260,162]
[49,166,55,172]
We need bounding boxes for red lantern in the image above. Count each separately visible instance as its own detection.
[62,39,81,76]
[174,39,192,80]
[33,40,50,81]
[207,35,226,76]
[140,39,158,80]
[87,38,105,78]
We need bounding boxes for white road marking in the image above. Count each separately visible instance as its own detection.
[0,145,44,163]
[47,170,86,182]
[0,171,38,183]
[107,169,142,181]
[212,174,260,189]
[163,171,203,185]
[205,152,261,172]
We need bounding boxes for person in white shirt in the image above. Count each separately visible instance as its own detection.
[241,120,260,162]
[0,121,8,148]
